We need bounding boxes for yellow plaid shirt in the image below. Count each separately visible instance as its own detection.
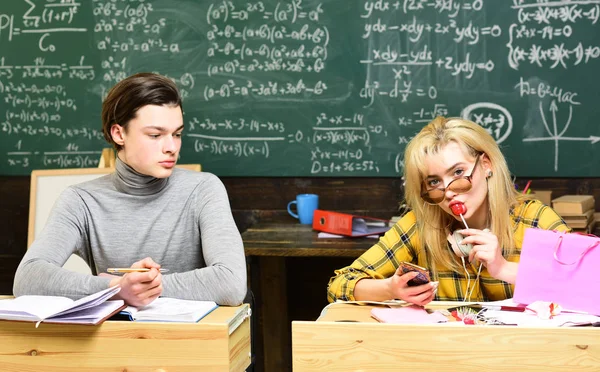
[327,200,570,303]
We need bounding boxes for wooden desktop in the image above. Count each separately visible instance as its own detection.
[0,301,251,371]
[242,222,376,371]
[292,302,600,371]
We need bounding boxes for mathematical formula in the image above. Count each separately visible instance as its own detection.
[0,0,598,176]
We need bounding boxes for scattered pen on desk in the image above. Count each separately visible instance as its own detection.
[447,304,527,313]
[107,268,169,274]
[475,305,527,313]
[573,322,600,327]
[479,305,527,313]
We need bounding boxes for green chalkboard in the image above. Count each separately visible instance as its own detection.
[1,0,599,176]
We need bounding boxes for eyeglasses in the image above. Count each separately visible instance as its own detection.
[420,156,481,204]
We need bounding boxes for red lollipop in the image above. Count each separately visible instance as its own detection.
[450,202,467,216]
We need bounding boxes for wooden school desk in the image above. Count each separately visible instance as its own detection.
[0,300,251,372]
[292,302,600,371]
[242,222,375,372]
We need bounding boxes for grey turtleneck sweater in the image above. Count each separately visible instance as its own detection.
[13,158,247,306]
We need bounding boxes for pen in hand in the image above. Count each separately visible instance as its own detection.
[107,268,169,274]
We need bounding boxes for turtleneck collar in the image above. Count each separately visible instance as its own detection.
[113,156,169,196]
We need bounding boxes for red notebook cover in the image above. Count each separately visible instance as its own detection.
[312,210,391,237]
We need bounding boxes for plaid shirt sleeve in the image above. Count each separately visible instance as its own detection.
[511,199,571,258]
[327,211,421,302]
[535,201,571,232]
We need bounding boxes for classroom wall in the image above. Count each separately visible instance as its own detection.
[0,176,29,294]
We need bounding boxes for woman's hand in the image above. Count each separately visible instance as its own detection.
[388,266,438,306]
[459,228,516,283]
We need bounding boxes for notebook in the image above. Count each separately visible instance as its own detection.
[371,305,448,324]
[312,210,391,237]
[0,286,124,327]
[121,297,218,322]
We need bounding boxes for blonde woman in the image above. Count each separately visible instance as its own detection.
[328,116,570,305]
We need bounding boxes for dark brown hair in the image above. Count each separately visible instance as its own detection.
[101,72,183,150]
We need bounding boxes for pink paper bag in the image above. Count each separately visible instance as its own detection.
[514,228,600,315]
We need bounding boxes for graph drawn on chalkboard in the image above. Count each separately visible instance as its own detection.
[0,0,599,177]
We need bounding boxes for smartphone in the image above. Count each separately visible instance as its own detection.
[399,262,431,286]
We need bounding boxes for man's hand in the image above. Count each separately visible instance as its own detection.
[105,257,163,307]
[131,257,162,271]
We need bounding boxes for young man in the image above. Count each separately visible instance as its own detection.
[13,73,247,306]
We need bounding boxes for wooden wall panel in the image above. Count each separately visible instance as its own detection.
[1,175,600,294]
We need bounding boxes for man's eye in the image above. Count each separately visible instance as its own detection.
[454,168,465,177]
[149,134,160,139]
[174,132,183,138]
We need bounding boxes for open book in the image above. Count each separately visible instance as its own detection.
[0,286,124,327]
[121,297,218,322]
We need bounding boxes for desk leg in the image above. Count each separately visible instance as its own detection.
[258,256,290,372]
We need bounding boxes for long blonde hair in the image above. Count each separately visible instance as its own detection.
[403,116,526,273]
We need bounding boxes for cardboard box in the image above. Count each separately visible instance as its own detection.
[529,190,552,206]
[552,195,595,215]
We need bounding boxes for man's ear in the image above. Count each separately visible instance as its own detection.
[110,124,125,146]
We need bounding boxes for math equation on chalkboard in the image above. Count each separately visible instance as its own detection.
[0,0,599,176]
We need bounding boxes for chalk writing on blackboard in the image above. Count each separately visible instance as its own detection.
[0,0,599,176]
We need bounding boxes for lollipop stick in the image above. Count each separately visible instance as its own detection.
[459,213,470,229]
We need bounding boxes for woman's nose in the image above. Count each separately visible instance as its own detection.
[444,186,458,201]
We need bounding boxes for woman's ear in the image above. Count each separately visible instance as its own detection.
[481,153,493,178]
[110,124,125,146]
